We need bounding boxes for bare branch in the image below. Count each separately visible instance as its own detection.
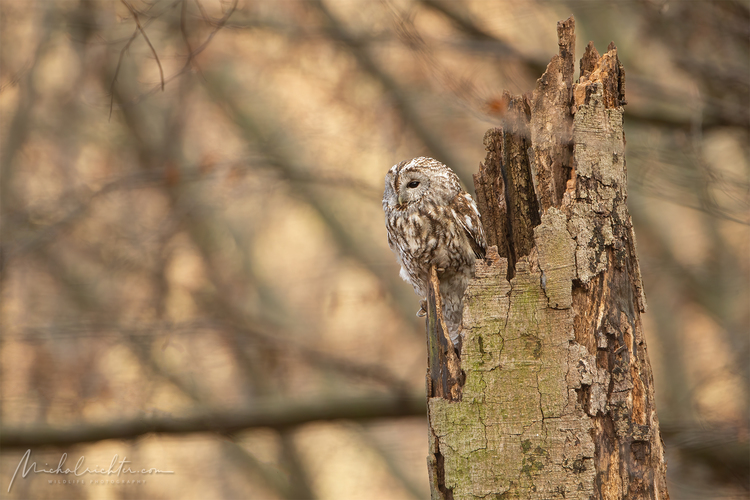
[0,61,31,94]
[121,0,165,91]
[186,0,238,63]
[109,26,139,120]
[6,170,164,259]
[117,0,238,110]
[180,0,195,56]
[0,394,426,449]
[417,0,528,59]
[308,0,460,170]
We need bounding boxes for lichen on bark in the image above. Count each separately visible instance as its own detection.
[428,217,598,499]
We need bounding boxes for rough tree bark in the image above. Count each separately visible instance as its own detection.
[425,17,669,500]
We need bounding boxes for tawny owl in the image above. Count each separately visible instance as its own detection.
[383,157,486,348]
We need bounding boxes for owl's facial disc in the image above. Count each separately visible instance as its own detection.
[397,171,429,206]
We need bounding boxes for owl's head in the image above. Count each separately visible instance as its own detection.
[383,157,460,210]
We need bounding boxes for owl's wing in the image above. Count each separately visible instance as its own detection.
[451,193,487,259]
[386,231,401,261]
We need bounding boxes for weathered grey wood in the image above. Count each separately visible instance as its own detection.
[473,129,510,259]
[529,17,575,211]
[425,17,668,500]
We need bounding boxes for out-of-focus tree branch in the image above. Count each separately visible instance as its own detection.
[308,0,460,170]
[347,422,427,500]
[108,70,415,395]
[200,69,422,328]
[417,0,536,64]
[0,394,426,449]
[418,0,749,133]
[121,0,164,90]
[660,422,750,488]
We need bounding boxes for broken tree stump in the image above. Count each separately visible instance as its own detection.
[425,17,669,500]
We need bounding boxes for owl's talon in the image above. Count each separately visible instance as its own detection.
[417,301,427,317]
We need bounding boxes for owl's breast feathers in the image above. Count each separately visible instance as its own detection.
[385,193,485,276]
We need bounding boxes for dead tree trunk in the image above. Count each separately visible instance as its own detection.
[425,17,669,500]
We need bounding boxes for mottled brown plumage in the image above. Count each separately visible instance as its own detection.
[383,157,486,346]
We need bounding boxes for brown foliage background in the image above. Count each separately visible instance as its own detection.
[1,1,748,499]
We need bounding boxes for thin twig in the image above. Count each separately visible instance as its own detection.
[193,0,212,24]
[187,0,238,62]
[180,0,195,57]
[0,61,31,94]
[308,0,460,171]
[121,0,165,91]
[118,0,238,110]
[109,26,139,120]
[9,170,164,258]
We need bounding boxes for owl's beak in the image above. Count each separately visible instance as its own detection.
[397,193,404,205]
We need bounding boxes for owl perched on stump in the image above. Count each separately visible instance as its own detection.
[383,157,487,347]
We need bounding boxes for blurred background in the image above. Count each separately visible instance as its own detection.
[0,0,747,499]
